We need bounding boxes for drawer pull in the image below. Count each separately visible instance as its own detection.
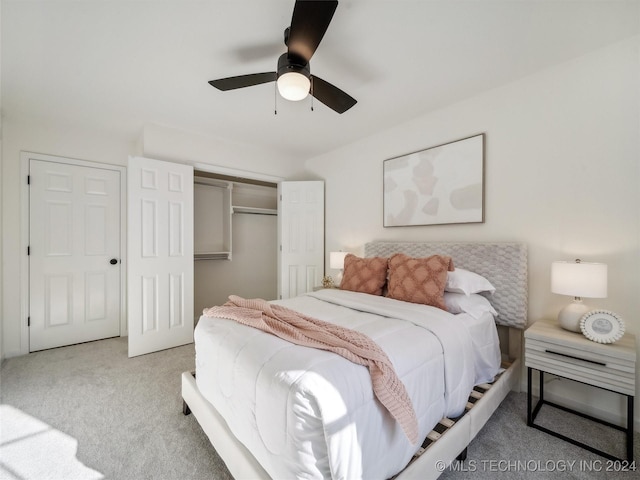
[545,349,606,366]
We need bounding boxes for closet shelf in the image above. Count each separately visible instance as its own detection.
[232,206,277,216]
[195,252,231,261]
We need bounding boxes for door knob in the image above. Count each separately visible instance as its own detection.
[110,258,118,265]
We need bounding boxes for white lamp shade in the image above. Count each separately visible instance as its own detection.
[330,251,348,270]
[551,261,607,298]
[277,72,310,101]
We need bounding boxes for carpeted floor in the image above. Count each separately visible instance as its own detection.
[0,337,637,479]
[0,338,233,480]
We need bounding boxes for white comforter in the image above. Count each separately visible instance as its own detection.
[195,289,500,480]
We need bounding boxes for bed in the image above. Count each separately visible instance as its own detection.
[182,241,528,479]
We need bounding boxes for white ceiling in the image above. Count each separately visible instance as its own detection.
[3,1,639,160]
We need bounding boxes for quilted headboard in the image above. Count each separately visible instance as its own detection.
[364,242,528,329]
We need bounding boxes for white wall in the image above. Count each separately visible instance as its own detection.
[0,118,299,357]
[306,36,640,426]
[1,117,136,357]
[0,0,4,363]
[141,123,304,181]
[0,128,4,364]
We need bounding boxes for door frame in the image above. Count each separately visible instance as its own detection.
[19,152,127,355]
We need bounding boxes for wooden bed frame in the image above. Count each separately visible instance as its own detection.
[182,241,528,480]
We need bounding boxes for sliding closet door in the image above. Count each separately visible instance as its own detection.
[278,181,324,299]
[127,156,194,357]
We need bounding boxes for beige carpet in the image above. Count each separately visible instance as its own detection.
[1,337,637,479]
[0,338,232,480]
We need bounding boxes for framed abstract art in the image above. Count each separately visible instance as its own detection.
[383,134,485,227]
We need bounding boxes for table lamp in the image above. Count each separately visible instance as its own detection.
[330,251,349,285]
[551,259,607,332]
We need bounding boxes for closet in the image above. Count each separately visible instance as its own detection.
[127,156,324,357]
[193,172,278,315]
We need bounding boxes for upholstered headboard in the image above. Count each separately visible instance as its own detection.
[364,242,528,329]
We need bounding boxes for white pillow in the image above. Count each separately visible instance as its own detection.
[446,268,496,296]
[444,292,497,319]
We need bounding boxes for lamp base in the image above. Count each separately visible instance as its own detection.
[557,300,590,332]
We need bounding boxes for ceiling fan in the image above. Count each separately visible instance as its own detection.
[208,0,356,114]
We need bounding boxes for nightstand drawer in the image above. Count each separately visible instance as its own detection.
[526,339,635,395]
[525,318,636,396]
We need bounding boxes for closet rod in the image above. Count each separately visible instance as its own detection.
[232,206,277,216]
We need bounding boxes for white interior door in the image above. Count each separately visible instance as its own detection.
[29,159,121,351]
[127,156,194,357]
[277,181,324,299]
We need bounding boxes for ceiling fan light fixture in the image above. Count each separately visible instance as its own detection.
[277,72,310,101]
[209,2,356,113]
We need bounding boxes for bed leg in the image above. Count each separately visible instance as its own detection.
[456,448,468,462]
[182,400,191,416]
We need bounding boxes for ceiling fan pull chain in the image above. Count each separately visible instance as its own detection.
[310,76,314,111]
[274,82,278,115]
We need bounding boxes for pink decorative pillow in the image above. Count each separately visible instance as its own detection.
[340,254,388,295]
[387,253,455,310]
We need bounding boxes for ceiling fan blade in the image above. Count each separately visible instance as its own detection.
[287,0,338,64]
[310,75,356,114]
[208,72,277,91]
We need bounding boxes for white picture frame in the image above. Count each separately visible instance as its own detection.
[580,309,625,344]
[383,134,485,227]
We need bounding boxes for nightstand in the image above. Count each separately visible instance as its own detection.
[525,318,636,461]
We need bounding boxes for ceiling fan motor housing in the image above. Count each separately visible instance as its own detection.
[277,53,310,80]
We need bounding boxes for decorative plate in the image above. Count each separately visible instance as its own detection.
[579,310,625,344]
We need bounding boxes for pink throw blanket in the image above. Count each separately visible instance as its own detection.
[203,295,419,444]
